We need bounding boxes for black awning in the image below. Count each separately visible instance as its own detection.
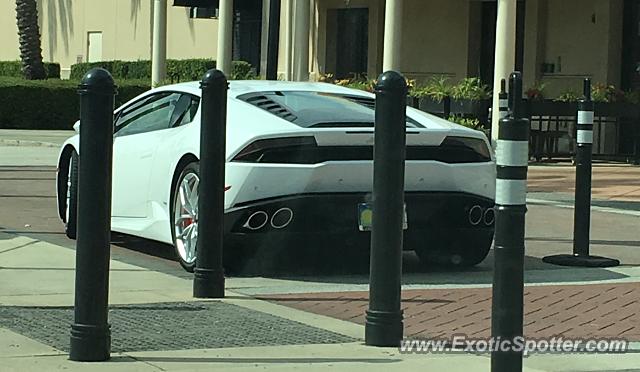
[173,0,218,8]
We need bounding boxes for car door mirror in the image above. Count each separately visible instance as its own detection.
[73,120,80,133]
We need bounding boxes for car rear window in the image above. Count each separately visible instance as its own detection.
[237,91,423,128]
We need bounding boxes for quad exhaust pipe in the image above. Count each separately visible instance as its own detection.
[243,211,269,230]
[483,207,495,226]
[468,205,495,226]
[271,207,294,229]
[243,207,294,231]
[468,205,483,226]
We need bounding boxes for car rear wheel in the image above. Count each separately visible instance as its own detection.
[170,162,200,272]
[412,229,493,268]
[63,150,79,239]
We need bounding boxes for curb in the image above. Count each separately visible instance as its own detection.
[0,139,58,148]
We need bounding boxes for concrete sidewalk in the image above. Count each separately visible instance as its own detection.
[0,129,74,147]
[0,129,73,166]
[1,230,640,371]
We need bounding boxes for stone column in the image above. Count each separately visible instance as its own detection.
[382,0,403,72]
[151,0,167,86]
[491,0,517,148]
[217,0,234,75]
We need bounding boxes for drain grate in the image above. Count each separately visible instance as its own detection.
[0,301,356,352]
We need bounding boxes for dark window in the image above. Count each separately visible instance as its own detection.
[238,91,422,128]
[115,93,199,137]
[326,8,369,79]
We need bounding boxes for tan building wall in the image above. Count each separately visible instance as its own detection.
[0,0,219,78]
[538,0,623,97]
[400,0,470,82]
[0,0,20,62]
[0,0,626,93]
[311,0,470,83]
[310,0,624,94]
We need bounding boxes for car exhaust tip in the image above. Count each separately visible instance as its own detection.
[468,205,483,226]
[483,207,495,226]
[271,207,294,229]
[243,211,269,231]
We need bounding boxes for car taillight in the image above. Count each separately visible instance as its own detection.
[232,136,317,162]
[440,136,492,161]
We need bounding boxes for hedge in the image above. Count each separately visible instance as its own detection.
[0,61,61,79]
[70,59,255,81]
[0,77,149,130]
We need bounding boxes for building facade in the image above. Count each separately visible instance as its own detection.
[0,0,635,99]
[311,0,627,98]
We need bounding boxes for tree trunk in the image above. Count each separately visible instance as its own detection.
[15,0,46,80]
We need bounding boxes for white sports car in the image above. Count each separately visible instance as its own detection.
[56,80,496,272]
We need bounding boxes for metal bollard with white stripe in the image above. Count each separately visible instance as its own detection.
[542,79,619,268]
[490,72,528,372]
[498,78,508,121]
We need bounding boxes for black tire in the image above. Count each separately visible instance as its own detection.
[170,162,199,272]
[63,150,79,239]
[413,229,493,268]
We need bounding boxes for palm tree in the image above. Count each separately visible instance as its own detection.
[15,0,46,79]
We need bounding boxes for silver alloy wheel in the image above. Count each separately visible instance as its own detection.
[173,172,199,264]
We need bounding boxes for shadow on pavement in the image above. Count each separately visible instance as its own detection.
[121,356,401,364]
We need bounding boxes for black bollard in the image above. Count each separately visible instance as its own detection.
[491,72,528,372]
[266,0,281,80]
[443,95,451,119]
[365,71,407,347]
[69,68,116,362]
[498,79,508,121]
[193,69,227,298]
[542,80,619,268]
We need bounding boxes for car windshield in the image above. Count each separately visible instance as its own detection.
[238,91,423,128]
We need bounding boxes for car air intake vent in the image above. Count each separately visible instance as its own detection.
[232,137,492,164]
[244,94,298,121]
[344,95,375,109]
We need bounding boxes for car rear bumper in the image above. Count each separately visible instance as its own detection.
[223,191,494,243]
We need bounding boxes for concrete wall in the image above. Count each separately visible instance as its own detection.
[0,0,219,78]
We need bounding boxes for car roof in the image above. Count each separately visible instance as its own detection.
[155,80,374,99]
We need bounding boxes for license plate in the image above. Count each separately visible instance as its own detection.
[358,202,408,231]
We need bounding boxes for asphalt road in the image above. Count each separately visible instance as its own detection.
[1,160,638,284]
[0,164,192,279]
[0,164,434,279]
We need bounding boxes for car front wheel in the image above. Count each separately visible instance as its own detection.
[170,162,200,272]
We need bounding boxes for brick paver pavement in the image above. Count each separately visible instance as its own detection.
[528,165,640,201]
[260,282,639,341]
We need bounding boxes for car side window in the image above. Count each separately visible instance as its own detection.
[115,92,183,137]
[170,94,200,128]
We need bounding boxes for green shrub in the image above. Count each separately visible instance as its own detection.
[411,76,452,101]
[231,60,256,80]
[591,83,625,103]
[70,59,255,81]
[0,77,149,130]
[0,61,61,79]
[447,115,481,129]
[450,77,491,100]
[554,90,581,103]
